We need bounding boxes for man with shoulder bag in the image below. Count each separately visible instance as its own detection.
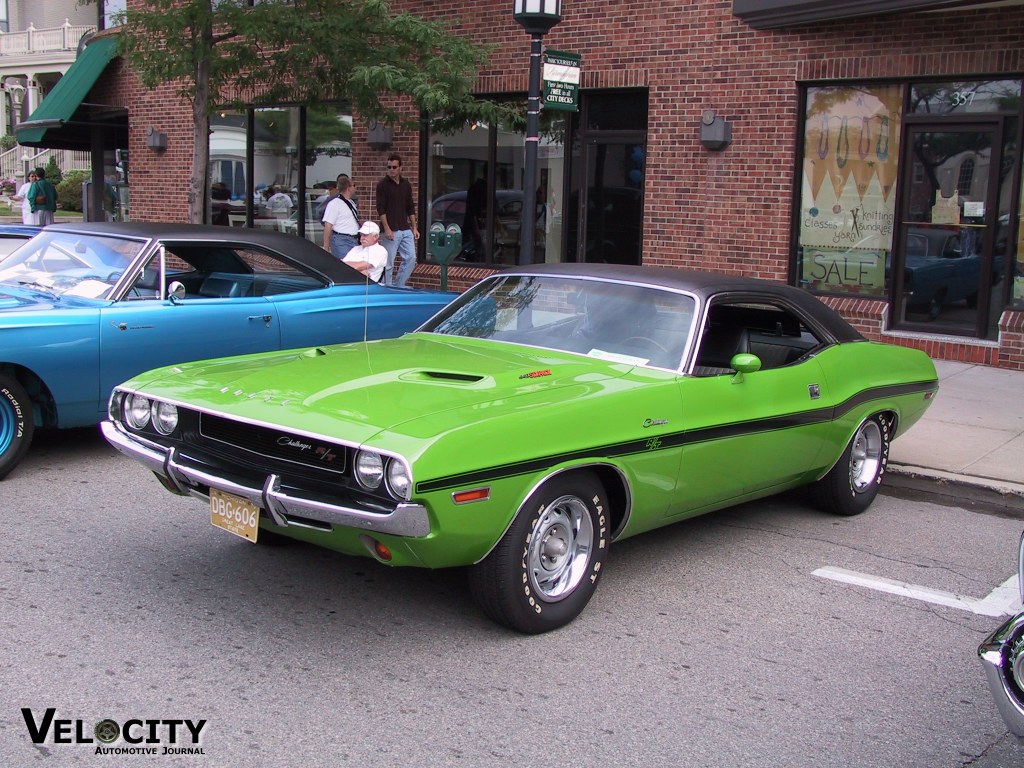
[28,167,58,226]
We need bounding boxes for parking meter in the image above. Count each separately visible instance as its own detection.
[428,222,462,290]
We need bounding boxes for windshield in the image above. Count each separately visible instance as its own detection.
[0,231,146,299]
[420,274,697,370]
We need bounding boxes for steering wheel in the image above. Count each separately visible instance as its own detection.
[623,336,669,355]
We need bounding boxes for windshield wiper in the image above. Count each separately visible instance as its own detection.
[13,280,60,298]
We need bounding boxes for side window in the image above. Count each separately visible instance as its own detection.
[124,251,194,301]
[152,244,327,298]
[693,300,825,376]
[236,248,325,296]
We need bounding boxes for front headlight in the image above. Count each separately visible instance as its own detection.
[386,460,412,501]
[354,450,384,490]
[125,394,152,430]
[151,401,179,435]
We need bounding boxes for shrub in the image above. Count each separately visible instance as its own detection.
[56,170,89,212]
[0,135,16,151]
[44,155,63,185]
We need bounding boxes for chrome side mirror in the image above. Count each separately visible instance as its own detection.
[167,281,186,302]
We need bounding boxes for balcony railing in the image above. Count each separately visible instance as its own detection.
[0,145,90,184]
[0,21,96,56]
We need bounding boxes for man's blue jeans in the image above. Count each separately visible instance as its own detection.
[329,232,358,260]
[382,229,416,287]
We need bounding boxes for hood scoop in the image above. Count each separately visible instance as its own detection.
[403,370,486,385]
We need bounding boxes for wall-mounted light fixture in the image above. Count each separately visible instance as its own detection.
[367,120,393,152]
[432,141,445,157]
[700,109,732,151]
[146,126,168,152]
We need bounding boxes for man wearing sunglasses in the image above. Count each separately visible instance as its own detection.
[375,154,420,287]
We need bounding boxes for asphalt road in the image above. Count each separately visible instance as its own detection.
[2,426,1023,767]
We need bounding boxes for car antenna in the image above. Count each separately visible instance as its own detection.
[363,271,370,343]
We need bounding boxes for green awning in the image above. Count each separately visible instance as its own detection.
[15,35,125,150]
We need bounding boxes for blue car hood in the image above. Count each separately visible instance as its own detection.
[0,284,106,312]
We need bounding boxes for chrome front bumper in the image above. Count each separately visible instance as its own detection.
[978,611,1024,738]
[101,420,431,538]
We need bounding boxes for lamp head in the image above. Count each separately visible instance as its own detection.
[513,0,562,35]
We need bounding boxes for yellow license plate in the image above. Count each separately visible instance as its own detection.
[210,488,260,543]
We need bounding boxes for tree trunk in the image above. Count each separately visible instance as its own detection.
[188,47,212,223]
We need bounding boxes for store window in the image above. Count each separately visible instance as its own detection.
[208,105,352,241]
[425,109,567,266]
[209,110,247,226]
[796,84,904,298]
[101,0,126,30]
[797,79,1023,332]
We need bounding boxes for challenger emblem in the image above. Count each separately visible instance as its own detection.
[642,418,669,428]
[276,436,339,464]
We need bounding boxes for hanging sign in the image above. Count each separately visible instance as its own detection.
[543,50,581,112]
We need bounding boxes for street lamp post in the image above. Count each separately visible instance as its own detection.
[513,0,561,266]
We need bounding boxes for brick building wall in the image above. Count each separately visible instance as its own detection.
[108,0,1024,368]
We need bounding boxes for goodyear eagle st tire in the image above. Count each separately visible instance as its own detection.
[810,414,890,516]
[469,472,609,633]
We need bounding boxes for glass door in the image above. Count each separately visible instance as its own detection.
[566,91,648,265]
[893,123,1003,337]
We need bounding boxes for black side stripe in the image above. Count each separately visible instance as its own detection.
[414,379,937,494]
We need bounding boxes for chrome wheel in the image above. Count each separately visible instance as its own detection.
[849,420,883,493]
[527,494,594,602]
[1011,635,1024,692]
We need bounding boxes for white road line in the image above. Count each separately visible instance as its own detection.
[812,566,1022,617]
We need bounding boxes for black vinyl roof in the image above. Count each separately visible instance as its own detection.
[504,262,866,343]
[45,221,362,285]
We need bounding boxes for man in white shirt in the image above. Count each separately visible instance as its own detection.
[343,221,388,283]
[322,177,360,258]
[265,186,294,215]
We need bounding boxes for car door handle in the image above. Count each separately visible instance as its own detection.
[248,315,273,326]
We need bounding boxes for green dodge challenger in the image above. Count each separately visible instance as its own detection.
[102,264,938,633]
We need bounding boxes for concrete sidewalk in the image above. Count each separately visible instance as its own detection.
[887,360,1024,516]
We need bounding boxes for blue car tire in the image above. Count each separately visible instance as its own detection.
[0,374,33,480]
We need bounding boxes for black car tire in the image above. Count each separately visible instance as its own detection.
[809,414,890,516]
[469,472,609,633]
[0,374,34,481]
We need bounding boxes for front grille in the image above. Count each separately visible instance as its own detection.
[199,413,348,475]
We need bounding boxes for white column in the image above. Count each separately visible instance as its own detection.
[25,76,39,117]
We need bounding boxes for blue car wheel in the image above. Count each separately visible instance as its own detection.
[0,374,34,480]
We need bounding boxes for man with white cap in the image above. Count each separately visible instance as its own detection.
[342,221,388,283]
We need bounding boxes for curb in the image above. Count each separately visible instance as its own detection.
[884,464,1024,520]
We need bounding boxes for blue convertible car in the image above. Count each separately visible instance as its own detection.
[0,222,455,479]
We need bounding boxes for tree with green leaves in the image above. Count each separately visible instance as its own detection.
[117,0,517,222]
